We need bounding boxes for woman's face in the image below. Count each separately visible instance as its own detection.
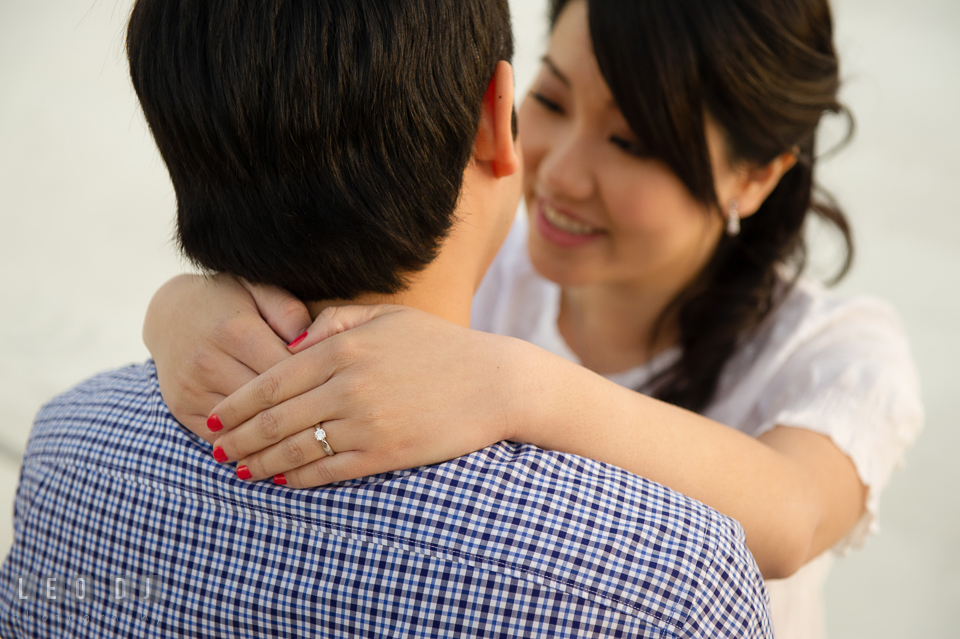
[519,0,739,293]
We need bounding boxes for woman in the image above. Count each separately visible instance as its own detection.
[144,0,922,635]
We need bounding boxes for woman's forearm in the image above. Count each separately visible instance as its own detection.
[503,339,865,579]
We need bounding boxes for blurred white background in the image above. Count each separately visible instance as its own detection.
[1,0,957,635]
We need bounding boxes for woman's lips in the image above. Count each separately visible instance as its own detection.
[535,201,605,249]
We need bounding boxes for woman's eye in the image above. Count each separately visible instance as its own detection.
[531,92,563,114]
[610,135,646,157]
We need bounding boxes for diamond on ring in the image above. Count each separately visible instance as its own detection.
[314,426,335,456]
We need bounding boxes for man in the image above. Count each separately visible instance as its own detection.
[0,0,771,636]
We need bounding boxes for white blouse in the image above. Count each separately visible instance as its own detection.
[472,213,924,639]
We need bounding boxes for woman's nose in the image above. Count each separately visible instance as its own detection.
[538,133,595,201]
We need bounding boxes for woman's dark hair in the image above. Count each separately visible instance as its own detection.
[550,0,854,413]
[127,0,513,301]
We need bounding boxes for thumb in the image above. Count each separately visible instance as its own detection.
[288,304,406,353]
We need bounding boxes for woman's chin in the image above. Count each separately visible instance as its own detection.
[527,239,598,288]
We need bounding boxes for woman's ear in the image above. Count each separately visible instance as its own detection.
[474,60,520,179]
[736,150,799,218]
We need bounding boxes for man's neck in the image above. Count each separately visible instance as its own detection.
[305,287,473,328]
[304,227,486,328]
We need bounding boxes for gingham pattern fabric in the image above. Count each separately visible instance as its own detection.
[0,363,772,638]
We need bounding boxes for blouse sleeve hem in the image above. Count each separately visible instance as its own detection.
[752,404,922,554]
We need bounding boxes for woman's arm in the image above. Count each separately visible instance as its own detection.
[514,346,867,579]
[207,305,866,579]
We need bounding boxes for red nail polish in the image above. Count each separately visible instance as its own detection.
[237,465,252,480]
[207,415,223,432]
[213,446,228,463]
[288,331,308,348]
[273,474,287,485]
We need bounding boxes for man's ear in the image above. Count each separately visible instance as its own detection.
[735,150,799,218]
[475,60,520,179]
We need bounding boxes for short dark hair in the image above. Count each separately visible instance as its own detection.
[127,0,513,301]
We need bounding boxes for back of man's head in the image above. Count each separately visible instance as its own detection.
[127,0,513,301]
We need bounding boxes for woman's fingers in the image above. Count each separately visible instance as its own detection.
[212,376,347,459]
[165,341,260,437]
[287,304,405,353]
[239,280,312,345]
[231,419,356,483]
[174,393,227,444]
[146,273,291,383]
[277,451,368,488]
[207,283,296,375]
[208,334,351,433]
[185,347,261,399]
[216,314,292,377]
[155,336,255,435]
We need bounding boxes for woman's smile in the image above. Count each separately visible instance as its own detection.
[535,198,605,248]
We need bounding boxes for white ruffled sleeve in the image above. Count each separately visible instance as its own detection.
[749,296,924,553]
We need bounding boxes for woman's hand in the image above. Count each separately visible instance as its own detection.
[207,305,527,487]
[143,273,311,441]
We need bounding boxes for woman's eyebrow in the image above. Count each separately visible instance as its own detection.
[540,56,570,87]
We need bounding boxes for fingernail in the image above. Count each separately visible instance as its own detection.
[213,446,228,463]
[273,474,287,485]
[207,415,223,432]
[237,465,252,480]
[288,331,308,348]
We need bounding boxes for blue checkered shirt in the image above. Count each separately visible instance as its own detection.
[0,362,772,637]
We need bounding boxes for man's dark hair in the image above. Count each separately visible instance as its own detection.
[127,0,513,301]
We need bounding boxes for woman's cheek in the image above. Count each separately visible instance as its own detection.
[521,140,548,193]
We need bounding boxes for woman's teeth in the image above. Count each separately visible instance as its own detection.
[542,204,600,235]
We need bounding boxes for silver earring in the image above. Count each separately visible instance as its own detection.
[726,200,741,237]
